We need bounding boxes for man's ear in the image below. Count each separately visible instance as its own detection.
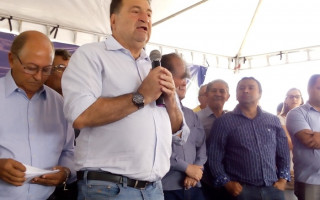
[110,14,116,31]
[226,93,230,101]
[8,52,14,69]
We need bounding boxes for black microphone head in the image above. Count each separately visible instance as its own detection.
[149,50,162,61]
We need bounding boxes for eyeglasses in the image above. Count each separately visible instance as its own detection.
[287,95,301,99]
[53,64,67,73]
[15,54,53,76]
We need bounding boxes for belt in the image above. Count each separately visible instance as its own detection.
[77,171,152,189]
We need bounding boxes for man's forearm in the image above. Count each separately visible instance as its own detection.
[167,104,183,133]
[73,94,138,129]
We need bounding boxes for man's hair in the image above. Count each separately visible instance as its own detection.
[277,102,283,114]
[198,84,207,96]
[110,0,151,17]
[308,74,320,89]
[237,77,262,94]
[161,53,180,74]
[206,79,229,93]
[10,31,54,56]
[55,49,71,60]
[10,33,29,56]
[161,53,190,78]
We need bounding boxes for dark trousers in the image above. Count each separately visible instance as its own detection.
[47,181,78,200]
[235,185,285,200]
[164,187,205,200]
[201,181,231,200]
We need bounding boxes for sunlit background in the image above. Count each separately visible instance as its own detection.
[182,60,320,115]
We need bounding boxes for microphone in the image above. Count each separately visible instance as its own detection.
[149,50,165,106]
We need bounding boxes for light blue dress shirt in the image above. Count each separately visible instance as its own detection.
[286,102,320,184]
[62,36,189,182]
[0,71,75,200]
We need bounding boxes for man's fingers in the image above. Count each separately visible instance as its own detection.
[32,177,58,186]
[2,176,24,186]
[12,160,26,172]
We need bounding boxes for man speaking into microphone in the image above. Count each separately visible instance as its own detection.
[62,0,189,199]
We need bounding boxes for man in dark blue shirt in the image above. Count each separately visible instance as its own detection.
[208,77,291,200]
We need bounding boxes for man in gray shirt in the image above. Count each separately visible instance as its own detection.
[286,74,320,200]
[161,53,207,200]
[196,79,230,200]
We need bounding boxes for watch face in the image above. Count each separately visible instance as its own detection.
[133,92,144,108]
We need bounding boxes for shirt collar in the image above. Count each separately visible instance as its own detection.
[233,104,263,118]
[104,35,150,61]
[305,101,320,112]
[203,106,227,118]
[4,70,47,100]
[203,106,214,117]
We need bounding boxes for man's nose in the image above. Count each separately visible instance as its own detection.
[139,12,150,23]
[33,69,44,81]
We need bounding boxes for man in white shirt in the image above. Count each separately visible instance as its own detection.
[62,0,189,199]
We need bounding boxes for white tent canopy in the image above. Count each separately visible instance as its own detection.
[1,0,320,67]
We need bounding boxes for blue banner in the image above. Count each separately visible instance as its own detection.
[0,31,78,77]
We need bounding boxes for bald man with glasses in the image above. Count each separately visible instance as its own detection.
[0,30,75,200]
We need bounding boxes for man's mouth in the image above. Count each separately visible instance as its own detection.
[137,26,147,31]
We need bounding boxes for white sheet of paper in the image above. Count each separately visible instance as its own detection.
[23,164,59,183]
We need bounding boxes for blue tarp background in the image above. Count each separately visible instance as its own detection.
[0,32,78,77]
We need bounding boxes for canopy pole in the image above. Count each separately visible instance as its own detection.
[236,0,263,58]
[152,0,208,27]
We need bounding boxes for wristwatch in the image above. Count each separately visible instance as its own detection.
[132,92,144,109]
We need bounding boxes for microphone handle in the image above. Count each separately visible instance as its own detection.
[151,60,165,106]
[152,60,161,69]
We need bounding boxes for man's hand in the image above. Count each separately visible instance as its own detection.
[32,166,69,186]
[185,164,203,182]
[184,176,198,189]
[138,67,168,105]
[158,67,176,104]
[273,178,287,191]
[0,158,26,186]
[224,181,243,196]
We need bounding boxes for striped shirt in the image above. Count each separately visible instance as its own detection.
[208,105,290,187]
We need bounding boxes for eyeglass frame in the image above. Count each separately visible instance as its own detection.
[287,95,301,99]
[52,64,67,73]
[14,54,53,76]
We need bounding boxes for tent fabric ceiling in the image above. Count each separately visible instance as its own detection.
[0,0,320,58]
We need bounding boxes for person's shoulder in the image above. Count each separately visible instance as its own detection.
[44,85,63,103]
[196,107,204,115]
[213,112,233,125]
[287,104,308,118]
[183,105,194,114]
[0,76,5,97]
[183,106,199,119]
[0,76,5,87]
[76,41,105,52]
[266,111,277,118]
[220,111,235,119]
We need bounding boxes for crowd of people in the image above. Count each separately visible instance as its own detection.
[0,0,319,200]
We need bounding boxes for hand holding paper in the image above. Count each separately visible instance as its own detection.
[0,158,26,186]
[23,164,59,183]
